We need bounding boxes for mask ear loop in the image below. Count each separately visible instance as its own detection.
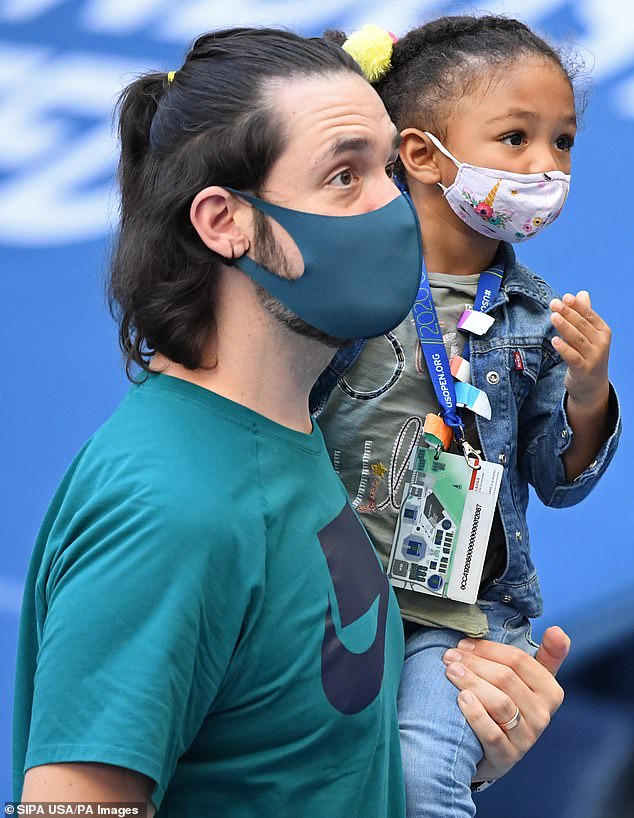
[423,132,463,194]
[224,189,252,262]
[423,132,461,166]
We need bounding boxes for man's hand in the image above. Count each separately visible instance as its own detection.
[533,625,571,675]
[443,626,571,783]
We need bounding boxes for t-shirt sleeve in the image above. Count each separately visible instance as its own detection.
[24,483,258,809]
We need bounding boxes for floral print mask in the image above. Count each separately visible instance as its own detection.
[425,132,571,243]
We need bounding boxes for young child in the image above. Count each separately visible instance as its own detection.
[315,17,621,818]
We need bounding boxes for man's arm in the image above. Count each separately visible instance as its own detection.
[22,763,155,816]
[443,626,570,783]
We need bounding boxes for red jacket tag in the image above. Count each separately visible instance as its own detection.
[513,350,524,371]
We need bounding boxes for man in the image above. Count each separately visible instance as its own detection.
[14,28,569,816]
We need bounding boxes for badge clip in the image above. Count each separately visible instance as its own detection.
[461,440,482,471]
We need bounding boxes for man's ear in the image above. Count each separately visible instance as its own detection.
[399,128,443,186]
[190,186,251,259]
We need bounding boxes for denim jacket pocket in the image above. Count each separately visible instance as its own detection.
[507,344,542,407]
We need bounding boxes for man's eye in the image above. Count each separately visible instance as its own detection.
[385,161,396,179]
[555,134,575,151]
[330,169,355,187]
[501,132,524,146]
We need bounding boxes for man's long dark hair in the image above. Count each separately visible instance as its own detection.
[108,28,362,379]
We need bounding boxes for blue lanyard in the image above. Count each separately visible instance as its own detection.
[412,259,503,439]
[461,265,504,362]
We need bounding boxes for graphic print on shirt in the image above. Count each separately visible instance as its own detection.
[335,312,472,515]
[339,332,405,400]
[318,503,390,715]
[358,461,388,512]
[346,416,421,513]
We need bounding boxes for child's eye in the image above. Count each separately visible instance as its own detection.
[500,132,524,147]
[555,134,575,151]
[329,169,356,187]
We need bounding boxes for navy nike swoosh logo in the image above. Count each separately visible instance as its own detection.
[318,503,390,715]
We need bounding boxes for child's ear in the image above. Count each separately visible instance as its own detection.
[399,129,443,186]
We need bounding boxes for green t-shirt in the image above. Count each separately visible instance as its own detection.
[13,373,406,817]
[318,273,505,638]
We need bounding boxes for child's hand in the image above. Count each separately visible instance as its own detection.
[549,290,611,407]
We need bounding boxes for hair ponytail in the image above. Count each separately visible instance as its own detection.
[115,73,167,219]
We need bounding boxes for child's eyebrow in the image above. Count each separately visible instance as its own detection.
[485,109,537,123]
[485,109,577,126]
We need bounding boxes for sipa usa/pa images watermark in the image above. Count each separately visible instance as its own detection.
[5,804,147,817]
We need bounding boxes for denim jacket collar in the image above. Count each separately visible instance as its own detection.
[490,242,553,312]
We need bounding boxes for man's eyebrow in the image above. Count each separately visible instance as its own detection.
[315,132,402,166]
[485,109,577,126]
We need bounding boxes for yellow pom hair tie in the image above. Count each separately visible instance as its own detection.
[342,24,396,83]
[167,70,176,83]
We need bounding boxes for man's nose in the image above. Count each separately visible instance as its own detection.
[366,171,401,212]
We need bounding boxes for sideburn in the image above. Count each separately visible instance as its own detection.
[251,209,354,350]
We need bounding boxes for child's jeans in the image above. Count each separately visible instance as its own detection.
[398,600,539,818]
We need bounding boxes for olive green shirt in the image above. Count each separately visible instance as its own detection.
[317,273,505,637]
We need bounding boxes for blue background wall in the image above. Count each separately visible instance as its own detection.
[1,0,632,813]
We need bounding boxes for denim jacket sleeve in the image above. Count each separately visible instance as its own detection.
[517,341,621,508]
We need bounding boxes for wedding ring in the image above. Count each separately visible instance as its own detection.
[499,706,521,731]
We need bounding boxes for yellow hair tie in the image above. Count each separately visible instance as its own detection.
[342,24,396,83]
[167,70,176,83]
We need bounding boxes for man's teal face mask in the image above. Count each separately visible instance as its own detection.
[225,189,423,339]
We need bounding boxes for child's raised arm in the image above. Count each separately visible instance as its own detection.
[549,290,613,481]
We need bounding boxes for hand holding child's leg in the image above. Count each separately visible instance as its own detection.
[443,627,570,784]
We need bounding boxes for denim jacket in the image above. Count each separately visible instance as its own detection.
[310,243,621,618]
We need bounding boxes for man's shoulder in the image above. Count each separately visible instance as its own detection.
[51,385,263,556]
[89,377,259,479]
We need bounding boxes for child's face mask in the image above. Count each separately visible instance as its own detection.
[425,132,570,243]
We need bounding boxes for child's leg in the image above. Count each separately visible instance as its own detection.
[398,606,538,818]
[398,625,481,818]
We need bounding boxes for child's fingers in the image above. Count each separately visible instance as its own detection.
[550,299,598,347]
[575,289,591,310]
[550,293,609,335]
[550,324,590,364]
